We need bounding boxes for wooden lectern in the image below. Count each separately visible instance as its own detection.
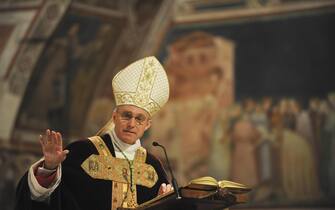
[119,180,250,210]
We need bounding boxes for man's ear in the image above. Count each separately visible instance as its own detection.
[144,120,152,131]
[112,110,117,123]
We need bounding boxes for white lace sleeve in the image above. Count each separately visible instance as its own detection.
[27,158,62,202]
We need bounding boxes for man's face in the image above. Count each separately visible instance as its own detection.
[112,105,151,144]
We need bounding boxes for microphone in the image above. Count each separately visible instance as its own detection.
[152,141,181,199]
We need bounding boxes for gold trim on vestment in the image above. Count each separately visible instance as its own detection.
[87,136,123,210]
[81,154,158,187]
[89,136,112,156]
[82,136,158,210]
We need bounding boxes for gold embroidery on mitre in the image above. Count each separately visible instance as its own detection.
[114,57,161,116]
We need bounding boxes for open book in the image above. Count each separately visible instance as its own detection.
[187,176,251,194]
[180,176,251,202]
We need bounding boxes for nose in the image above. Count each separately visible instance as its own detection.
[127,117,137,128]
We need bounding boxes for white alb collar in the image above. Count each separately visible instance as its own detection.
[109,129,141,154]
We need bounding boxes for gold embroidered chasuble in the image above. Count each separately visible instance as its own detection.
[81,136,158,210]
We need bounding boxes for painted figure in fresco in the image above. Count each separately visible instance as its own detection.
[271,99,321,201]
[83,95,115,136]
[325,93,335,197]
[208,106,236,180]
[230,119,260,188]
[279,99,297,131]
[294,100,314,145]
[308,98,324,170]
[15,57,173,210]
[149,32,235,185]
[319,99,332,195]
[279,130,321,200]
[68,24,116,135]
[250,100,278,201]
[17,22,117,137]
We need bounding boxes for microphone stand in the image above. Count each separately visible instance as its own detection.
[152,141,181,199]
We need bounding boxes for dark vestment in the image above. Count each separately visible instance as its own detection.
[15,134,168,210]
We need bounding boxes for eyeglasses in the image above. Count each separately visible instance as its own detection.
[117,111,148,126]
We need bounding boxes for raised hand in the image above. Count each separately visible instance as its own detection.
[39,129,69,170]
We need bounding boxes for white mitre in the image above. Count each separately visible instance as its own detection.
[112,56,169,117]
[95,56,169,136]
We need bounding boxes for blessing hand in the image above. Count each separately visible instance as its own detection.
[39,129,69,170]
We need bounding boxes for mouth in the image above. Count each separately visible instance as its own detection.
[123,130,136,135]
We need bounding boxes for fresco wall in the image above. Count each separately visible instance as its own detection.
[146,8,335,207]
[15,9,124,138]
